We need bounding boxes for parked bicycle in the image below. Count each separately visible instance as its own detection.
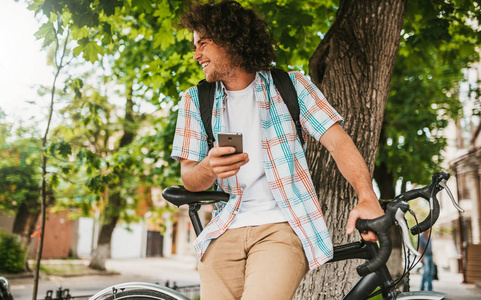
[0,276,13,300]
[88,172,463,300]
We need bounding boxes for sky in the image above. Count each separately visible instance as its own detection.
[0,0,53,129]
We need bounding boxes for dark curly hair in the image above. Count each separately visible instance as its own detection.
[181,0,277,73]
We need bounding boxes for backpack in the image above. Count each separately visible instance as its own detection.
[196,68,304,150]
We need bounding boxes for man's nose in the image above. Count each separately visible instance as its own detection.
[193,48,201,61]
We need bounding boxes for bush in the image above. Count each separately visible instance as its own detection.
[0,232,25,273]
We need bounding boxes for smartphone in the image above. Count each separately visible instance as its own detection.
[217,132,243,154]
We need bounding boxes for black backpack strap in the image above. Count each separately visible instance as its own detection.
[197,80,217,150]
[271,69,305,146]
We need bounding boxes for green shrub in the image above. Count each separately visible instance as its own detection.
[0,231,26,273]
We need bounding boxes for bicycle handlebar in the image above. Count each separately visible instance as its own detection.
[398,172,448,234]
[354,172,451,276]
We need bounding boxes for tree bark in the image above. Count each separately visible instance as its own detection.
[295,0,406,298]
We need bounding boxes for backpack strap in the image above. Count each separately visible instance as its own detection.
[271,69,304,146]
[197,80,217,150]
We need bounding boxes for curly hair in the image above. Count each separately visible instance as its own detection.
[181,0,277,73]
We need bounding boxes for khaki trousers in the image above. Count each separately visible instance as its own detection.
[198,222,309,300]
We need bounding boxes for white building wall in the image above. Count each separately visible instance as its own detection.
[111,221,147,258]
[77,217,95,257]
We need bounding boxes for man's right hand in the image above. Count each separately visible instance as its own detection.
[208,146,249,179]
[180,146,249,192]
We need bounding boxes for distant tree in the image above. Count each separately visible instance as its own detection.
[0,111,42,269]
[374,0,479,285]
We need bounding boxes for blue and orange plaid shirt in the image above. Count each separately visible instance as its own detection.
[171,71,343,270]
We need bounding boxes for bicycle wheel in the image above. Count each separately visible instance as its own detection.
[396,290,446,299]
[89,282,190,300]
[0,276,13,300]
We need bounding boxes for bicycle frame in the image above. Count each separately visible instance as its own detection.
[329,241,396,300]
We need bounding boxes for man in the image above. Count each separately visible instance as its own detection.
[171,1,384,299]
[419,229,434,291]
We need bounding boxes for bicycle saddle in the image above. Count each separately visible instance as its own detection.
[162,186,230,207]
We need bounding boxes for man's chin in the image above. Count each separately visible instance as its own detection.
[205,70,223,83]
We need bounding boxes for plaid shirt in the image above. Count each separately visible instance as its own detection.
[172,71,343,270]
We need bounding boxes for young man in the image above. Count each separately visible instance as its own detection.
[171,1,384,299]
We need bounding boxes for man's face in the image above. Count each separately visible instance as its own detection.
[193,31,235,83]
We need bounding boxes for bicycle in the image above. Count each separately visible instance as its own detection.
[0,276,13,300]
[88,171,464,300]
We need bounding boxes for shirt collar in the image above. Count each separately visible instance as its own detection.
[215,70,271,96]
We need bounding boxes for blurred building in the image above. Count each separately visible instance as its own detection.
[438,59,481,284]
[0,185,209,261]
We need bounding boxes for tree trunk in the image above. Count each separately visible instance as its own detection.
[88,85,136,270]
[12,201,40,270]
[88,190,124,270]
[295,0,406,298]
[12,202,40,249]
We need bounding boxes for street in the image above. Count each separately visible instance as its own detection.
[9,256,200,300]
[7,256,481,300]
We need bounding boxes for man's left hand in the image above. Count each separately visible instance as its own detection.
[346,197,384,242]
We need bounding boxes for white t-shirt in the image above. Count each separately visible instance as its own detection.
[224,80,286,229]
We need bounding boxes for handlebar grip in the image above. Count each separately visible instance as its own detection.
[355,218,393,276]
[410,194,440,235]
[356,232,392,276]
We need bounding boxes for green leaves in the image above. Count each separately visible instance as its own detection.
[376,0,478,188]
[73,39,104,62]
[35,22,57,48]
[48,140,72,158]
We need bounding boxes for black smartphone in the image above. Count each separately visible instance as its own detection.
[217,132,243,154]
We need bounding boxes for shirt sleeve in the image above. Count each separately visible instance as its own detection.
[291,72,344,142]
[171,86,209,162]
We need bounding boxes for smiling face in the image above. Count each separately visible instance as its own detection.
[193,31,236,83]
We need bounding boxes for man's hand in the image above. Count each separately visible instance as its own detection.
[346,196,384,242]
[208,146,249,179]
[180,146,249,192]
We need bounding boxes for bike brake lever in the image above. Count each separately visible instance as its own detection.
[439,179,465,213]
[395,208,421,256]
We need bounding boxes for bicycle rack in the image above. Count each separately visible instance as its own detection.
[43,287,72,300]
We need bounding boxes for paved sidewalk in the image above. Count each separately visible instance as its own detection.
[105,255,200,286]
[8,255,200,300]
[408,268,481,300]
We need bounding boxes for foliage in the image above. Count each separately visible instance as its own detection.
[0,231,26,273]
[0,111,42,214]
[376,0,480,187]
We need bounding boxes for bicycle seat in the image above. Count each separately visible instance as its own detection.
[162,186,230,207]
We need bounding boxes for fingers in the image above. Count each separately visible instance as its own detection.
[346,210,358,235]
[347,208,379,242]
[208,146,249,179]
[361,231,378,242]
[210,146,237,157]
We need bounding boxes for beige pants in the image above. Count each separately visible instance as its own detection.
[198,222,309,300]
